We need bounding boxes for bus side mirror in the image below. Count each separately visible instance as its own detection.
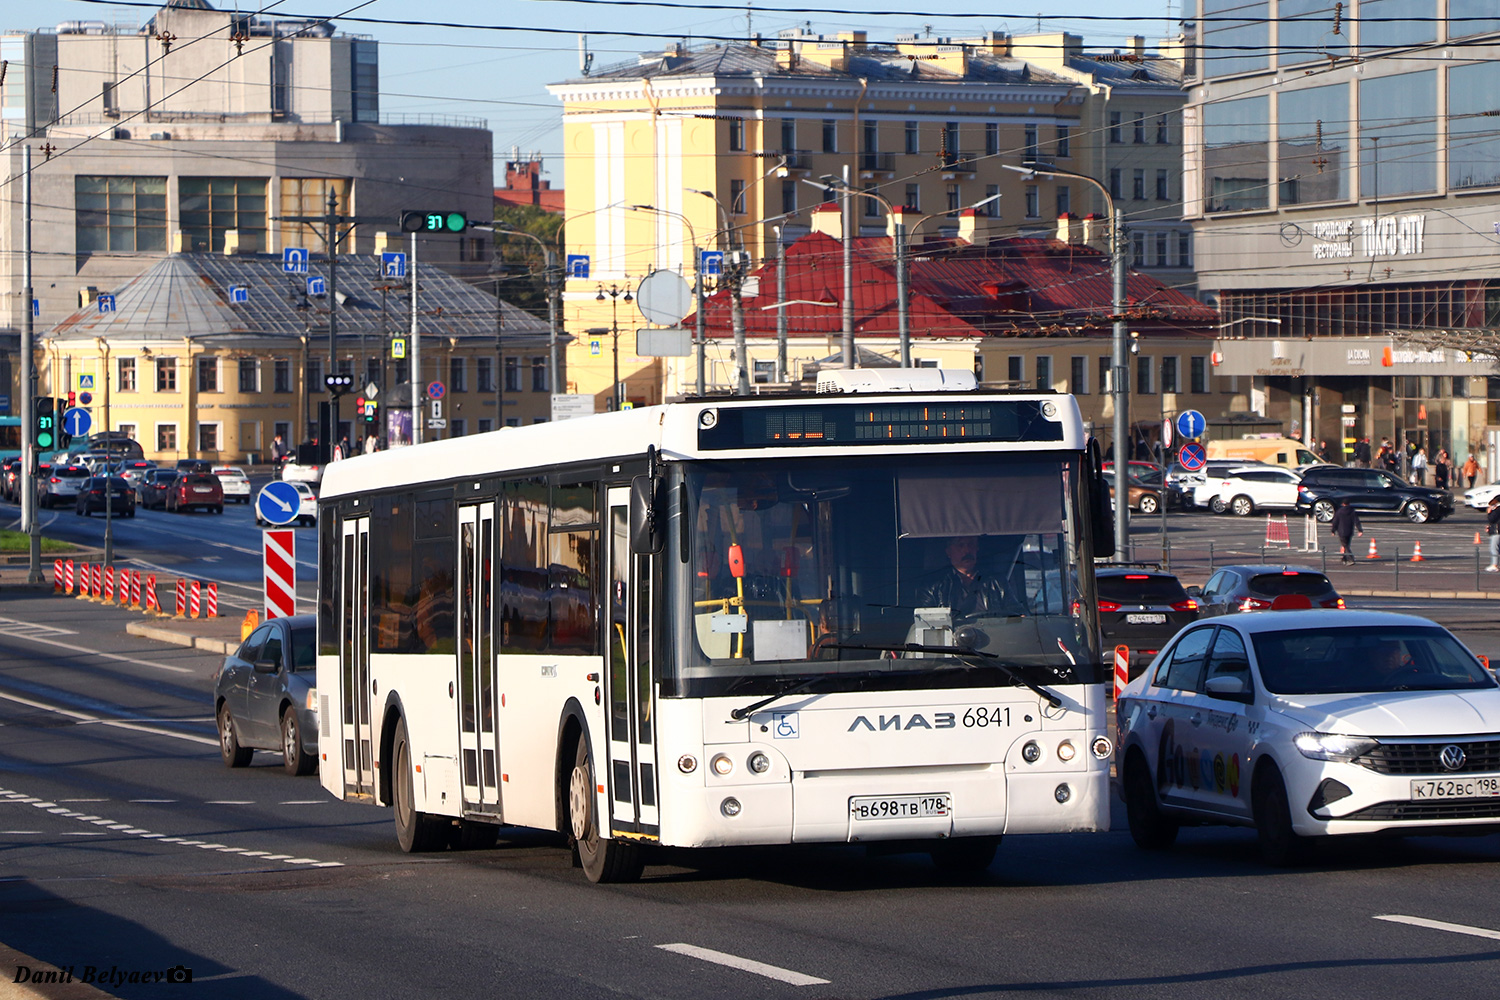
[630,475,664,554]
[1089,441,1116,558]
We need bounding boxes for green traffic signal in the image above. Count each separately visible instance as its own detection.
[400,211,469,233]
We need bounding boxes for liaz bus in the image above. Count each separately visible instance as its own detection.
[316,370,1117,882]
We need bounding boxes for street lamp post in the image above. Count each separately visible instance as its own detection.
[594,283,632,409]
[687,189,750,395]
[623,203,702,395]
[1004,162,1129,561]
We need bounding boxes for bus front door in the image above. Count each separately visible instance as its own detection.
[606,487,659,837]
[340,517,374,799]
[457,502,501,818]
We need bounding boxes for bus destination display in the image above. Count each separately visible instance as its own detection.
[698,400,1063,449]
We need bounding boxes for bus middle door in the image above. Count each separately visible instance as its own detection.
[606,486,659,838]
[457,502,501,819]
[339,516,374,799]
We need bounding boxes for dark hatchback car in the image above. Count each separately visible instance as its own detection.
[1191,564,1346,616]
[75,476,136,517]
[137,468,179,509]
[1096,567,1199,678]
[1,457,21,502]
[1295,466,1454,524]
[214,614,318,775]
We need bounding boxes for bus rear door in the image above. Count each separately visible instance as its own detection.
[340,517,375,799]
[456,502,501,819]
[606,486,659,837]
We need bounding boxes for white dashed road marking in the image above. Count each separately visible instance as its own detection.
[0,622,193,674]
[0,690,216,746]
[1375,914,1500,941]
[656,944,830,986]
[0,787,342,868]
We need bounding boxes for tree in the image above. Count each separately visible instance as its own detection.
[489,201,561,318]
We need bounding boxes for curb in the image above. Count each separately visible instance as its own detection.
[123,620,237,656]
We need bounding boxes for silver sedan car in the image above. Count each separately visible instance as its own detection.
[214,614,318,775]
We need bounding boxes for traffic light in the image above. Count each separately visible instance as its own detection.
[399,210,469,234]
[34,397,55,451]
[324,373,354,396]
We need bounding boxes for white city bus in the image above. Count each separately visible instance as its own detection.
[316,372,1117,882]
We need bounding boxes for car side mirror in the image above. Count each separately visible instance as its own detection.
[1185,585,1203,599]
[1204,674,1252,703]
[253,659,280,674]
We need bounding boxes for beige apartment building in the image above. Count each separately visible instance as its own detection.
[547,28,1189,404]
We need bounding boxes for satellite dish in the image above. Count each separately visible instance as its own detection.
[635,269,692,327]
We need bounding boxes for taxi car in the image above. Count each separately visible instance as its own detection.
[1116,610,1500,865]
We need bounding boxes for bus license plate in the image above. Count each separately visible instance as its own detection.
[850,794,951,821]
[1411,776,1500,799]
[1126,613,1166,624]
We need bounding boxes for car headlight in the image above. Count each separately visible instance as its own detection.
[1293,732,1378,762]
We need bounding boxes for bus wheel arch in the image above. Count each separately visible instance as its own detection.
[554,700,591,847]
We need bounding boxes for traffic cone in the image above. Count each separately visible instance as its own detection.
[1367,537,1379,559]
[1410,540,1424,562]
[241,609,259,641]
[1476,531,1483,545]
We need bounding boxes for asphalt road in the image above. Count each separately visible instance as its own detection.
[6,594,1500,999]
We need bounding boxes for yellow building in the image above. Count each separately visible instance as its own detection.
[547,28,1187,402]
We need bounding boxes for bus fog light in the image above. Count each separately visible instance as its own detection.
[1021,741,1042,764]
[1091,736,1113,759]
[678,755,698,774]
[1055,783,1072,804]
[1057,740,1077,762]
[711,754,733,776]
[721,797,741,817]
[748,752,770,774]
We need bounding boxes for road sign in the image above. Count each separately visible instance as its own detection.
[427,380,446,400]
[97,294,116,313]
[229,285,249,303]
[62,407,92,437]
[78,391,93,406]
[390,337,407,359]
[307,276,326,297]
[430,399,443,420]
[380,251,407,278]
[428,419,447,430]
[1177,441,1207,472]
[364,381,379,398]
[589,339,602,357]
[263,528,297,620]
[78,374,95,390]
[566,254,590,278]
[256,481,301,527]
[700,250,724,276]
[283,247,309,274]
[1176,409,1206,440]
[1161,419,1173,450]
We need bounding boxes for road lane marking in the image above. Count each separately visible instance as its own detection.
[0,690,216,746]
[0,786,342,867]
[130,799,177,803]
[655,944,830,986]
[205,800,255,805]
[279,800,325,805]
[1375,914,1500,941]
[0,617,78,639]
[0,628,193,675]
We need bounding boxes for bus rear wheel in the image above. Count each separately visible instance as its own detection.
[393,717,446,853]
[569,739,643,883]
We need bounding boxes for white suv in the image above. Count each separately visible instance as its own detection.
[1195,465,1302,516]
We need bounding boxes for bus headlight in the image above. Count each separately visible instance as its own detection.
[721,797,741,817]
[711,754,734,776]
[748,752,771,774]
[677,755,698,774]
[1091,736,1113,760]
[1057,740,1077,762]
[698,409,719,430]
[1021,741,1042,764]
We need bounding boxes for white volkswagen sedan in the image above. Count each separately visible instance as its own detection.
[1116,609,1500,865]
[1463,481,1500,510]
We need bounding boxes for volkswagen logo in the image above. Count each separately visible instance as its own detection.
[1440,744,1468,772]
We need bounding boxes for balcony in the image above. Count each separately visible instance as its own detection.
[939,153,977,175]
[859,152,894,174]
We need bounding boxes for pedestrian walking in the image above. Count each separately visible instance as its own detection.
[1434,449,1450,491]
[1353,437,1371,468]
[1331,500,1363,564]
[1410,447,1427,485]
[1488,495,1500,572]
[1465,452,1481,489]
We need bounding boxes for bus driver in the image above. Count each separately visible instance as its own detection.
[916,535,1026,620]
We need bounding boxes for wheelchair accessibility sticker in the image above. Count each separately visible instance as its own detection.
[772,712,799,739]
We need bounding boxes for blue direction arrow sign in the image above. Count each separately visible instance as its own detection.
[1175,409,1206,440]
[381,251,407,278]
[257,481,302,526]
[283,247,309,274]
[566,254,590,278]
[307,276,327,297]
[63,407,92,437]
[1177,441,1207,473]
[97,294,116,313]
[700,250,724,276]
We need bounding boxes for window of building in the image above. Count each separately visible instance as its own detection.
[1132,114,1146,144]
[506,417,521,427]
[1453,376,1470,398]
[1008,356,1024,383]
[753,360,775,384]
[1156,231,1169,266]
[1099,356,1112,394]
[728,116,744,151]
[179,177,268,253]
[821,119,837,153]
[117,357,136,392]
[781,117,796,152]
[781,180,797,215]
[1131,231,1146,265]
[1361,71,1437,198]
[156,423,177,452]
[904,120,919,154]
[1361,0,1436,48]
[1156,169,1170,201]
[1161,356,1180,393]
[1201,0,1269,78]
[942,121,960,161]
[279,177,350,249]
[274,420,291,443]
[946,184,961,212]
[1024,184,1039,218]
[1023,123,1038,161]
[1204,95,1270,211]
[504,357,521,392]
[863,121,879,159]
[365,358,381,391]
[904,184,920,211]
[1156,114,1170,143]
[531,357,548,392]
[1279,0,1351,67]
[118,423,136,441]
[450,419,466,438]
[478,418,494,433]
[864,185,881,217]
[450,357,467,394]
[1137,356,1155,395]
[1279,82,1350,204]
[238,357,259,393]
[1190,356,1209,393]
[477,357,495,393]
[75,176,167,252]
[306,357,323,393]
[1056,125,1071,158]
[156,357,177,392]
[982,184,1000,217]
[1178,232,1192,267]
[985,122,999,157]
[1133,169,1146,201]
[1108,111,1122,144]
[1071,356,1088,394]
[274,358,292,393]
[198,422,220,453]
[1109,168,1122,199]
[1056,185,1071,217]
[350,38,379,121]
[393,359,410,385]
[1035,355,1052,391]
[197,357,219,392]
[729,179,746,215]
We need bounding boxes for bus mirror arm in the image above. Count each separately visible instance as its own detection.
[630,475,665,554]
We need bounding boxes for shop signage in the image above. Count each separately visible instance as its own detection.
[1310,214,1426,259]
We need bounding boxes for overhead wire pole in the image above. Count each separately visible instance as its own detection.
[21,143,40,583]
[623,203,700,395]
[687,189,746,395]
[484,223,560,420]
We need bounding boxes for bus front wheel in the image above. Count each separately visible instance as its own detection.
[393,717,447,853]
[569,739,643,883]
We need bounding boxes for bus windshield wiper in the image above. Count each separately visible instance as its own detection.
[821,642,1064,708]
[729,675,827,720]
[728,665,979,721]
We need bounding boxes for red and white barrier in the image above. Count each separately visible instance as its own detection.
[174,578,187,618]
[64,559,75,594]
[74,563,89,600]
[1113,645,1130,702]
[91,564,102,600]
[205,582,218,619]
[263,529,296,619]
[102,566,115,604]
[1264,515,1290,547]
[144,574,160,615]
[52,560,62,593]
[189,580,202,619]
[129,571,142,609]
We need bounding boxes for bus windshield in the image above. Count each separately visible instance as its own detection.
[665,453,1098,697]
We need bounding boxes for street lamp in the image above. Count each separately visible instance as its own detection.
[594,283,633,409]
[1003,162,1130,561]
[686,188,751,395]
[624,203,704,395]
